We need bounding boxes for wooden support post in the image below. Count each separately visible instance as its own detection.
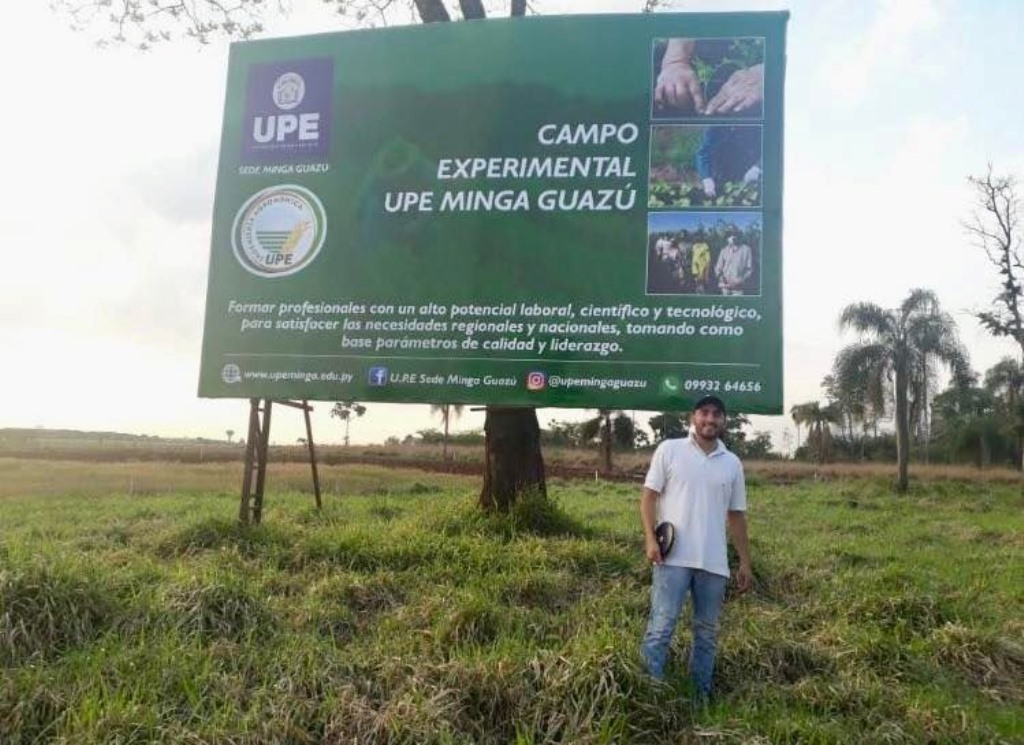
[238,398,321,523]
[239,398,261,524]
[303,400,322,510]
[252,399,273,525]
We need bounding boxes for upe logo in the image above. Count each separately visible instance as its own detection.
[272,72,305,110]
[243,57,333,163]
[254,72,313,142]
[232,185,327,278]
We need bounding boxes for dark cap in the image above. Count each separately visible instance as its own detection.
[692,394,726,414]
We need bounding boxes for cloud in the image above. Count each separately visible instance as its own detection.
[0,183,212,352]
[128,145,219,225]
[787,113,971,306]
[88,210,212,350]
[779,111,976,400]
[816,0,948,106]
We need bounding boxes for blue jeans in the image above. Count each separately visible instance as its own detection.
[641,565,728,695]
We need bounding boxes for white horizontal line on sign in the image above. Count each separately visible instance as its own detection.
[223,353,761,368]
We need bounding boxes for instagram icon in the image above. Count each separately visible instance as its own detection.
[525,371,547,391]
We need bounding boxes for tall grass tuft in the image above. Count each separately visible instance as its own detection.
[0,671,69,743]
[930,623,1024,703]
[163,575,276,642]
[154,516,295,559]
[435,490,589,541]
[436,596,503,649]
[302,573,404,642]
[0,565,118,665]
[507,490,590,537]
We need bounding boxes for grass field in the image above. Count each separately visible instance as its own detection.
[1,457,1021,743]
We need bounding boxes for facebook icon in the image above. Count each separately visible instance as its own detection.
[367,366,389,386]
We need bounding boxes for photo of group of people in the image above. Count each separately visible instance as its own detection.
[643,36,767,296]
[646,212,761,296]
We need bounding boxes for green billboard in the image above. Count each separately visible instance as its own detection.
[199,12,788,413]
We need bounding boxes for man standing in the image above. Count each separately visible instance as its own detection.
[715,234,754,296]
[639,395,752,699]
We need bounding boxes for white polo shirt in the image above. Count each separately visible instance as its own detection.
[644,435,747,578]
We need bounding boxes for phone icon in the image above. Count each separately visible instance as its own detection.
[662,375,681,394]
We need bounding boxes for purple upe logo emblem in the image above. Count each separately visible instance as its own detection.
[242,57,333,163]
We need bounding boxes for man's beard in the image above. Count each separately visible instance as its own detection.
[695,423,721,439]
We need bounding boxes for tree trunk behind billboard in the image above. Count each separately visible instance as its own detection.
[419,0,546,510]
[480,407,546,512]
[459,0,546,511]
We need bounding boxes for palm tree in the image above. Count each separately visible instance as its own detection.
[789,402,823,456]
[984,356,1024,470]
[429,403,465,460]
[835,289,970,492]
[330,401,366,446]
[909,307,974,462]
[790,401,839,463]
[823,372,873,449]
[825,369,889,459]
[789,404,804,453]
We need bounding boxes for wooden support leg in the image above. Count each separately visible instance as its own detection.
[252,399,273,525]
[303,400,322,510]
[239,398,261,525]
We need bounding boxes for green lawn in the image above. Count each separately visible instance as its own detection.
[1,460,1021,743]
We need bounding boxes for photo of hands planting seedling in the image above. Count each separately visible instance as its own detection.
[653,37,765,119]
[649,125,762,208]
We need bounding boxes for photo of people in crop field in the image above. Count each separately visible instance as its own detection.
[646,211,761,296]
[652,37,765,119]
[649,125,762,208]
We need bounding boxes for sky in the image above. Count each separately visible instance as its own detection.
[649,211,761,233]
[1,0,1022,450]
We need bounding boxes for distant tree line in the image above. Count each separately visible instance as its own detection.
[788,166,1024,488]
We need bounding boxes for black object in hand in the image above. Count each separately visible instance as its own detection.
[654,522,675,559]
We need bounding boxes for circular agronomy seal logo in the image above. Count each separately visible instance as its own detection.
[272,72,305,110]
[232,185,327,278]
